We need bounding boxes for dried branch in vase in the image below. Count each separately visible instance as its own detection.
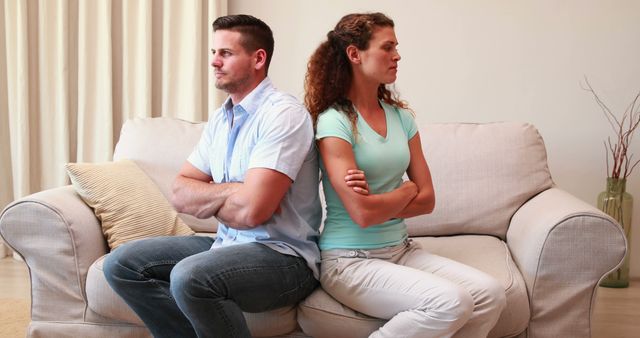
[583,77,640,179]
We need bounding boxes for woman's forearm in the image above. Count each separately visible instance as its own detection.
[349,181,418,227]
[395,187,435,219]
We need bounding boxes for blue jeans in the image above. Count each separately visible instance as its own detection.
[103,236,318,338]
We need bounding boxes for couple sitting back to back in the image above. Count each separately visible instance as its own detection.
[104,13,506,338]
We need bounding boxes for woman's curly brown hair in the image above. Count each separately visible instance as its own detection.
[304,12,408,134]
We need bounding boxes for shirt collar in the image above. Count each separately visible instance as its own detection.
[221,77,273,121]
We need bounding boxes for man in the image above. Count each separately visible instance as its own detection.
[103,15,321,338]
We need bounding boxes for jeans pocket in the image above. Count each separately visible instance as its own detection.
[320,257,345,276]
[322,257,360,288]
[264,261,318,311]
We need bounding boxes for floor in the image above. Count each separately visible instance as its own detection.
[592,280,640,338]
[1,257,639,337]
[0,257,30,299]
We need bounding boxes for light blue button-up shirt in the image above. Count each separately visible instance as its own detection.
[187,77,322,278]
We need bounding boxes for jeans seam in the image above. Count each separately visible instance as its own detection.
[213,301,237,338]
[210,257,311,310]
[269,265,315,310]
[213,257,304,279]
[279,269,313,298]
[136,260,181,300]
[136,260,181,276]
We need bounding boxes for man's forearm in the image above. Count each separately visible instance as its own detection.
[171,175,241,219]
[215,192,250,229]
[215,189,271,230]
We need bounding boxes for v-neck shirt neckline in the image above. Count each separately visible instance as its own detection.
[355,101,390,142]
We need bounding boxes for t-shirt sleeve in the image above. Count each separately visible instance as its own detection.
[248,104,314,181]
[397,107,418,139]
[315,108,354,144]
[187,117,213,175]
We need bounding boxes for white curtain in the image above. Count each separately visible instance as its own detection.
[0,0,227,257]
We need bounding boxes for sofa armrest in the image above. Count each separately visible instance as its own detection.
[0,185,108,322]
[506,187,626,337]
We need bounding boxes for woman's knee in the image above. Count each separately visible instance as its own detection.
[416,283,474,328]
[478,276,507,312]
[445,285,475,325]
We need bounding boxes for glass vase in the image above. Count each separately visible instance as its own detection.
[598,178,632,288]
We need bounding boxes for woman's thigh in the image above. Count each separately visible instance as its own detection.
[320,253,468,320]
[399,242,502,295]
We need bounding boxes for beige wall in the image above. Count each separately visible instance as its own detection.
[230,0,640,277]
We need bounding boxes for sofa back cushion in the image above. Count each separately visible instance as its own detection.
[405,122,553,239]
[113,118,552,238]
[113,117,215,232]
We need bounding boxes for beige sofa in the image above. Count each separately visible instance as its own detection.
[0,117,626,338]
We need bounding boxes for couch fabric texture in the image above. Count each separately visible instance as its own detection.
[0,117,627,338]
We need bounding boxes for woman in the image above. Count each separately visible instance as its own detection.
[304,13,506,338]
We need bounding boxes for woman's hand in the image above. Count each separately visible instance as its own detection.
[344,169,369,195]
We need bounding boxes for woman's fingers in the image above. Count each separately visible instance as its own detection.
[345,169,369,195]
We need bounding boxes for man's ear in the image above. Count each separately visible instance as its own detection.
[254,49,267,71]
[346,45,361,65]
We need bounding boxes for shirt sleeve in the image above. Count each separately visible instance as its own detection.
[315,108,354,144]
[248,103,314,181]
[187,117,213,175]
[396,107,418,140]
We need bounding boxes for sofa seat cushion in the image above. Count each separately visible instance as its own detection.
[298,235,529,338]
[87,255,300,337]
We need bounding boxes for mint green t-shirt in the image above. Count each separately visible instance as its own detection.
[316,102,419,250]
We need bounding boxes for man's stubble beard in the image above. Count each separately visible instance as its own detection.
[214,72,252,94]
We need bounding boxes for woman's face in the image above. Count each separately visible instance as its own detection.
[358,26,401,85]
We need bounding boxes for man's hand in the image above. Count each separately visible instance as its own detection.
[172,163,242,220]
[345,169,369,195]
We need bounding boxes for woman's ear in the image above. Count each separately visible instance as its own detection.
[346,45,361,65]
[254,49,267,70]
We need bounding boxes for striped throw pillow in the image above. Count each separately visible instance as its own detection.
[66,160,194,249]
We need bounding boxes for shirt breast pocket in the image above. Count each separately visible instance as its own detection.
[229,136,256,182]
[228,156,247,182]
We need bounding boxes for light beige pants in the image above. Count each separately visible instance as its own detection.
[320,239,506,338]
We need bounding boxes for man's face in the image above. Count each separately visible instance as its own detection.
[210,30,255,94]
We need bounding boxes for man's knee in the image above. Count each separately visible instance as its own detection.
[478,276,507,312]
[170,258,225,302]
[103,244,136,285]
